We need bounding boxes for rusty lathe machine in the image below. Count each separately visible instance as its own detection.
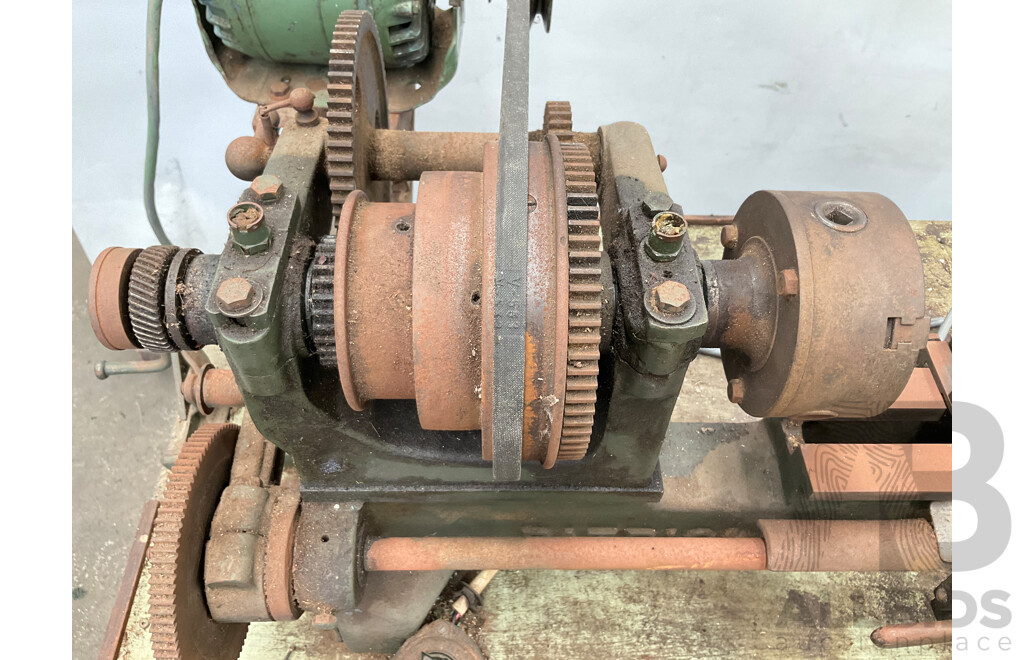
[85,1,953,657]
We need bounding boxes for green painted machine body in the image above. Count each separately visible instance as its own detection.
[195,0,433,67]
[191,0,462,109]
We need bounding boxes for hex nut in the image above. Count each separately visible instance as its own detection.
[250,175,283,202]
[727,378,745,404]
[217,278,257,314]
[776,268,799,297]
[721,225,739,250]
[312,613,338,630]
[653,281,691,314]
[270,81,290,98]
[642,191,673,217]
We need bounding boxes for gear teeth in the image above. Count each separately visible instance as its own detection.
[307,236,338,366]
[327,11,380,219]
[559,139,602,462]
[544,101,574,143]
[128,245,179,352]
[148,423,246,660]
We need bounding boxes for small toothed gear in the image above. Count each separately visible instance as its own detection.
[327,10,389,219]
[559,138,602,461]
[543,101,574,144]
[149,423,248,660]
[128,245,179,352]
[306,235,338,366]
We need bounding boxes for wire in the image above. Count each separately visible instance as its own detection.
[145,0,172,245]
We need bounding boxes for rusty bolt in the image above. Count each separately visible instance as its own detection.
[653,281,691,314]
[720,225,739,250]
[250,174,283,202]
[657,154,668,172]
[228,202,264,230]
[727,378,745,404]
[216,278,257,314]
[312,612,341,641]
[270,81,290,98]
[776,268,799,297]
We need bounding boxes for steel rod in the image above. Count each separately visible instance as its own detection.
[365,537,768,571]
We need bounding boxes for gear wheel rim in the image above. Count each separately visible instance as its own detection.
[327,10,390,219]
[128,245,179,352]
[148,423,248,660]
[556,127,601,461]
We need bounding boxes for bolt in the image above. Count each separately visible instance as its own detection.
[727,378,745,404]
[250,174,282,202]
[270,81,290,98]
[642,191,673,217]
[653,281,691,314]
[217,278,257,314]
[935,587,949,603]
[776,268,799,297]
[228,202,265,230]
[312,612,341,641]
[720,225,739,250]
[657,154,668,172]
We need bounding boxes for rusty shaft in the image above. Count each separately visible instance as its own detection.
[367,129,601,181]
[364,537,768,571]
[182,368,245,410]
[871,620,952,649]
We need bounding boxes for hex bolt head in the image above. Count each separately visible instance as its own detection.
[217,278,257,314]
[721,225,739,250]
[250,174,283,202]
[727,378,745,404]
[653,281,691,314]
[776,268,799,297]
[312,613,337,630]
[642,191,673,217]
[270,81,290,98]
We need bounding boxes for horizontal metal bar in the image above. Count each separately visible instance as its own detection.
[365,536,768,571]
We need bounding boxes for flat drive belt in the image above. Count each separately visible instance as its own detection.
[490,0,531,481]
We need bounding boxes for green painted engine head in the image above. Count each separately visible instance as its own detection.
[192,0,462,110]
[196,0,434,68]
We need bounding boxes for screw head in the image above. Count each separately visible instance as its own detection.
[653,281,691,314]
[270,81,290,98]
[776,268,799,297]
[216,278,257,314]
[657,154,668,172]
[642,191,673,217]
[250,175,282,202]
[727,378,745,404]
[312,613,338,630]
[721,225,739,250]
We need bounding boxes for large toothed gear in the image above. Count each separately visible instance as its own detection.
[128,245,180,352]
[327,10,390,219]
[558,138,602,462]
[148,424,248,660]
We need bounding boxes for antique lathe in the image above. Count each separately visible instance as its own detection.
[86,1,952,657]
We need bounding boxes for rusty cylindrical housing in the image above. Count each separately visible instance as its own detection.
[703,191,929,418]
[330,137,591,465]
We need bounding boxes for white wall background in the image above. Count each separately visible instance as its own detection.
[72,0,951,260]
